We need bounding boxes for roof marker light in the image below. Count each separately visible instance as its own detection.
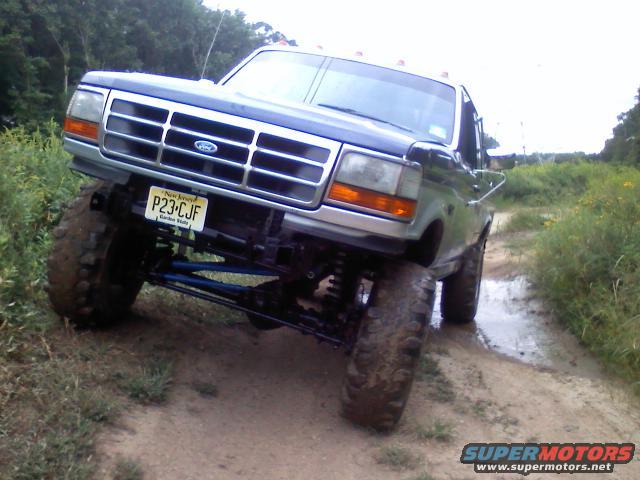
[278,39,289,45]
[397,59,406,66]
[355,51,363,56]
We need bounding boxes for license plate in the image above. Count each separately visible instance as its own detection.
[144,186,208,232]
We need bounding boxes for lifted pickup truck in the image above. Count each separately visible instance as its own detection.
[48,45,503,430]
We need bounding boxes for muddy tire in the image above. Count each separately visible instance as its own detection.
[340,261,435,431]
[440,240,485,324]
[47,182,150,328]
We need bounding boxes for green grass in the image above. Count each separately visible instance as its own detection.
[1,341,125,480]
[0,125,118,478]
[0,126,170,478]
[417,354,455,402]
[497,161,625,207]
[0,123,82,317]
[415,420,454,442]
[531,169,640,386]
[375,445,421,471]
[497,161,640,389]
[471,399,493,419]
[120,358,173,404]
[500,209,548,233]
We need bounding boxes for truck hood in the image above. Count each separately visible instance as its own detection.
[82,71,443,157]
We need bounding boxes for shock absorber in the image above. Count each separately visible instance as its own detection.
[323,250,362,315]
[324,251,347,310]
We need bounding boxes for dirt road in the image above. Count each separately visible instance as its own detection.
[96,222,640,480]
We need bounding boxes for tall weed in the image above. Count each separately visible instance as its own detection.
[0,122,81,325]
[499,162,616,206]
[532,170,640,382]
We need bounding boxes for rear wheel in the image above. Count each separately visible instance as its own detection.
[47,182,150,327]
[440,240,485,324]
[340,261,435,431]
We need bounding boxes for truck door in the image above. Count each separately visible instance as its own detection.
[453,91,484,248]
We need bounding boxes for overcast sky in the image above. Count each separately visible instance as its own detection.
[206,0,640,153]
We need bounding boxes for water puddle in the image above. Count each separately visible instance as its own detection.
[430,276,604,379]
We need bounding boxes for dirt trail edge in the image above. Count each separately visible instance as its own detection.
[97,221,640,480]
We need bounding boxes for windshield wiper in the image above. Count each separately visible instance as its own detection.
[316,104,415,133]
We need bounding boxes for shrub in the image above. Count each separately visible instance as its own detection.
[498,162,613,206]
[501,209,548,233]
[532,170,640,383]
[0,126,108,479]
[0,122,80,325]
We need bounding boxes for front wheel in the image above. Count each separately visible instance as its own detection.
[440,240,485,324]
[47,182,151,328]
[340,261,435,431]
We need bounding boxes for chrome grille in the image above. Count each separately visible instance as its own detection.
[101,91,340,208]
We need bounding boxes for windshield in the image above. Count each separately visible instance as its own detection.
[223,50,457,144]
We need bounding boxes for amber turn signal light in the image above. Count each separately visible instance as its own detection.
[328,182,417,219]
[63,117,98,141]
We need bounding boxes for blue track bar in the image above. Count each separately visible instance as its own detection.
[170,261,275,276]
[159,273,250,292]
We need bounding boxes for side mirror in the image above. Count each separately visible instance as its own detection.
[407,142,457,170]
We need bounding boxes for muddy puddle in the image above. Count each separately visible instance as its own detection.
[430,276,605,379]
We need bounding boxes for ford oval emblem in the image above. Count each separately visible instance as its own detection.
[194,140,218,154]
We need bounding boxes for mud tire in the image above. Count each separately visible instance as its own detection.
[340,261,435,431]
[440,240,485,324]
[47,182,149,328]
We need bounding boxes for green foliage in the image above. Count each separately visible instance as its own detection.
[417,354,455,402]
[483,132,499,149]
[0,123,81,325]
[375,445,421,471]
[532,169,640,385]
[414,420,454,442]
[1,341,125,480]
[0,127,118,479]
[498,162,615,206]
[501,210,547,233]
[120,358,173,404]
[0,1,292,127]
[602,88,640,165]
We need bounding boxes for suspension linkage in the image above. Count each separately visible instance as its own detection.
[147,279,344,347]
[169,260,275,276]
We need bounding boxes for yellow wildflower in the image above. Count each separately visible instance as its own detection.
[623,181,633,188]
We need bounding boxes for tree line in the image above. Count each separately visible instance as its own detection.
[0,0,293,128]
[602,87,640,165]
[1,0,638,166]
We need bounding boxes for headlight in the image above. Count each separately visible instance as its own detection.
[64,88,107,142]
[336,153,402,195]
[67,90,105,122]
[328,150,422,220]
